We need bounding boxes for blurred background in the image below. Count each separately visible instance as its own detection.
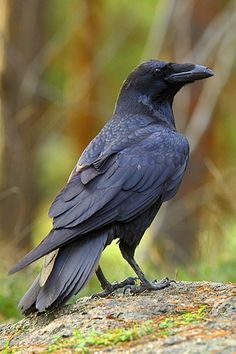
[0,0,236,322]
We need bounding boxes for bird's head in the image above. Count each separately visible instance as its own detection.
[122,59,214,103]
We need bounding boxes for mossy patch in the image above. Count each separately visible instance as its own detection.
[157,304,208,336]
[47,321,154,353]
[2,340,10,354]
[45,305,208,353]
[2,282,234,354]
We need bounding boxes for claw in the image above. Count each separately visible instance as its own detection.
[92,276,138,299]
[127,277,175,295]
[123,283,138,295]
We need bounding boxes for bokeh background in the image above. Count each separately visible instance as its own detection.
[1,0,236,322]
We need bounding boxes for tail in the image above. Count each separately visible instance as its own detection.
[18,232,107,314]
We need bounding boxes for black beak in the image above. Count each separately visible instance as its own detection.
[166,64,214,83]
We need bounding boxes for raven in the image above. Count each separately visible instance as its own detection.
[9,60,213,313]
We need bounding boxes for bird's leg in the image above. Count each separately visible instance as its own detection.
[95,265,111,290]
[119,243,175,294]
[92,265,137,298]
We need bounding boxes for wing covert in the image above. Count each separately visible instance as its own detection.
[49,130,189,232]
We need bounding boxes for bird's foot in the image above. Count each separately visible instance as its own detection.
[92,277,138,298]
[125,277,176,295]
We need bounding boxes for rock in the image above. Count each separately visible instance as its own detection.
[0,281,235,353]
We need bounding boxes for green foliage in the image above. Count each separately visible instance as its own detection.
[0,276,24,321]
[0,293,20,322]
[46,306,208,352]
[0,265,39,322]
[159,305,207,330]
[3,340,10,354]
[177,222,236,282]
[47,321,154,353]
[37,134,76,200]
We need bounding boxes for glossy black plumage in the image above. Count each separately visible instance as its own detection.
[9,59,213,313]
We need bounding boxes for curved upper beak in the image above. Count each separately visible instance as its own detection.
[166,64,214,83]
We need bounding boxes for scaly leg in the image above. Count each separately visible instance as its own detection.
[92,265,137,298]
[119,242,175,294]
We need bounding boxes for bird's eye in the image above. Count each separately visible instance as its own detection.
[154,68,161,76]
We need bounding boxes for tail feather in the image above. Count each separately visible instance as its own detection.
[60,243,102,302]
[52,245,101,309]
[18,232,107,313]
[9,228,76,275]
[18,275,41,314]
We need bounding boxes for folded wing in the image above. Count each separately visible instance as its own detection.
[9,130,189,274]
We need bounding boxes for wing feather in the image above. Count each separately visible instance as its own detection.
[9,130,189,273]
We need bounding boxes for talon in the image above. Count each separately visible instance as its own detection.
[123,285,133,295]
[123,276,175,295]
[93,276,138,298]
[159,277,176,286]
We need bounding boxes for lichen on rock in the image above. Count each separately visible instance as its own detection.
[0,281,235,353]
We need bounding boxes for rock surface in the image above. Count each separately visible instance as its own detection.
[0,281,235,353]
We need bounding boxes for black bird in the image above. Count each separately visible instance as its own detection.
[9,60,213,313]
